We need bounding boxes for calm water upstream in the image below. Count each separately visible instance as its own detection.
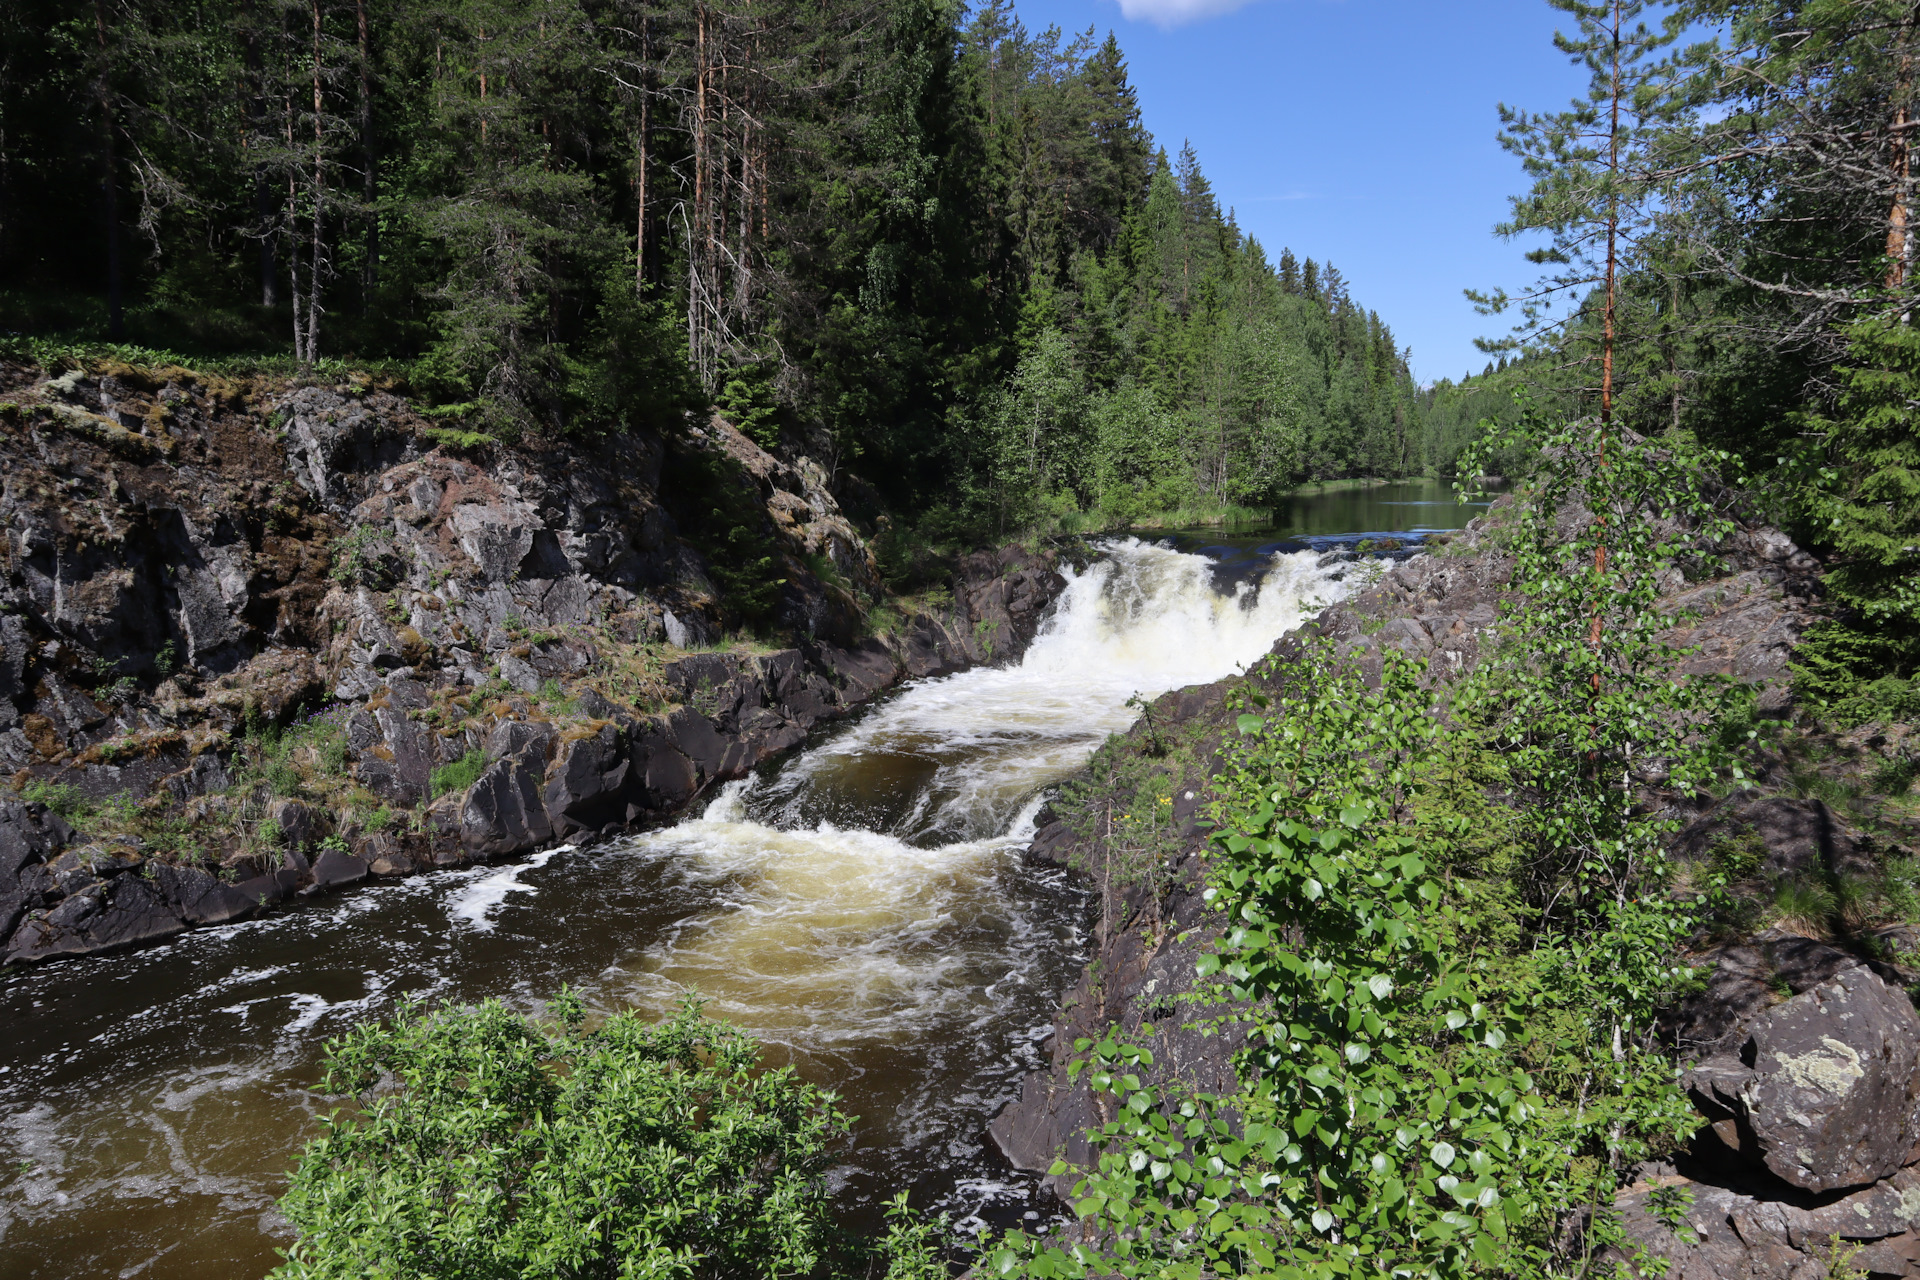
[0,496,1471,1278]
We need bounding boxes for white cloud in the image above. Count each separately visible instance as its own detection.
[1114,0,1259,28]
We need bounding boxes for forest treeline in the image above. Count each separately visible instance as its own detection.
[1416,0,1920,727]
[0,0,1424,529]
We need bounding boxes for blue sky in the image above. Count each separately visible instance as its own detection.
[999,0,1597,385]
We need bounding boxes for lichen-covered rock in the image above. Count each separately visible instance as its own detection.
[1611,1168,1920,1280]
[1687,966,1920,1193]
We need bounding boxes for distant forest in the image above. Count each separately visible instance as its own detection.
[0,0,1433,528]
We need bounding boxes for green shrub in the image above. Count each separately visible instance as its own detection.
[429,749,487,799]
[20,779,91,828]
[272,994,847,1280]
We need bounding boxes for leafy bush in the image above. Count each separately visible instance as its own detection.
[989,412,1743,1278]
[429,750,487,800]
[20,779,91,827]
[273,993,848,1280]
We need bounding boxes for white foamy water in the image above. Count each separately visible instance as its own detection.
[447,845,574,932]
[0,537,1351,1280]
[608,540,1348,1054]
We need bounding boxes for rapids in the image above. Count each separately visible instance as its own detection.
[0,538,1349,1280]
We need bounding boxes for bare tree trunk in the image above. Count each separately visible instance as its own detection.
[692,1,709,381]
[356,0,375,305]
[1889,20,1914,293]
[306,0,325,363]
[92,0,123,340]
[245,14,277,307]
[635,15,649,291]
[285,65,306,359]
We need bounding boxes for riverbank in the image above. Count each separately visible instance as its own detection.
[0,355,1077,966]
[988,496,1920,1275]
[0,534,1369,1279]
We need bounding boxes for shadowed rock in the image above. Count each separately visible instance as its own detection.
[1687,966,1920,1194]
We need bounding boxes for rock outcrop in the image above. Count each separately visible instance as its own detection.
[0,357,1071,964]
[1687,967,1920,1194]
[988,496,1837,1221]
[1609,964,1920,1278]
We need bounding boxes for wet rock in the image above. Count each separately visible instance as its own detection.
[1024,817,1077,870]
[306,847,369,893]
[462,753,553,858]
[544,725,636,839]
[4,873,188,963]
[635,728,699,811]
[148,862,257,926]
[231,862,302,907]
[1687,966,1920,1193]
[666,708,727,779]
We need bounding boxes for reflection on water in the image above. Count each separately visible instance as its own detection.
[1137,477,1486,588]
[1270,476,1487,540]
[0,540,1349,1280]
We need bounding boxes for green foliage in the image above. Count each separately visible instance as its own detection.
[429,750,488,801]
[873,1193,953,1280]
[1785,317,1920,725]
[662,438,787,633]
[272,993,849,1280]
[718,366,784,451]
[20,780,94,830]
[990,416,1743,1279]
[330,525,400,590]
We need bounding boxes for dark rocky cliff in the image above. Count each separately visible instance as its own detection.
[0,357,1070,964]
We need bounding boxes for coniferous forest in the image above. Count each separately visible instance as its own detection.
[6,2,1920,1278]
[0,0,1421,529]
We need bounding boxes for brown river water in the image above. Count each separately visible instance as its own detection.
[0,537,1368,1279]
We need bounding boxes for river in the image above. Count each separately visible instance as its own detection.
[0,521,1442,1279]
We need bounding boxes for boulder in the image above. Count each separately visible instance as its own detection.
[4,874,188,962]
[0,799,69,939]
[461,753,553,858]
[485,718,557,766]
[147,862,257,925]
[635,728,699,811]
[544,725,636,839]
[666,707,727,778]
[1671,932,1866,1059]
[267,798,316,850]
[305,847,369,893]
[1612,1169,1920,1280]
[1687,966,1920,1193]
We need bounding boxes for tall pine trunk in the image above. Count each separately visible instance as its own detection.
[1591,0,1622,699]
[92,0,123,340]
[356,0,376,307]
[305,0,325,363]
